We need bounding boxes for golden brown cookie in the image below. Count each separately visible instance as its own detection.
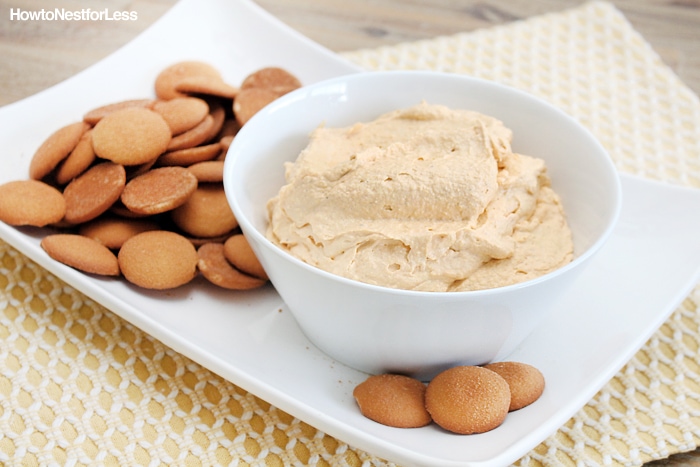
[216,118,241,140]
[170,184,237,238]
[118,230,198,289]
[63,162,126,225]
[124,158,158,180]
[152,97,209,135]
[185,233,231,248]
[55,129,96,185]
[108,200,152,219]
[120,166,198,215]
[483,362,545,411]
[154,61,224,100]
[175,75,239,99]
[41,234,120,276]
[205,100,227,141]
[223,234,268,280]
[425,366,511,435]
[0,180,66,227]
[197,242,267,290]
[232,87,279,127]
[83,99,154,125]
[166,114,214,151]
[187,160,225,182]
[217,135,234,160]
[29,121,90,180]
[92,107,171,166]
[353,374,432,428]
[157,143,221,167]
[241,67,301,96]
[79,216,160,250]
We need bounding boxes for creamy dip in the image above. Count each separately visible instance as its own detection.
[266,102,573,292]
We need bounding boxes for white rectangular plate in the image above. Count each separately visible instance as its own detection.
[1,0,699,465]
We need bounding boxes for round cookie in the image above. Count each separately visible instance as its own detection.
[118,230,198,290]
[154,61,224,100]
[166,114,214,151]
[55,129,96,185]
[233,87,279,126]
[483,361,545,411]
[170,184,238,238]
[158,143,221,167]
[241,67,301,96]
[29,121,90,180]
[92,107,171,166]
[0,180,65,227]
[425,366,510,435]
[205,100,227,141]
[175,75,239,99]
[216,118,241,140]
[353,374,431,428]
[120,166,198,215]
[79,216,160,250]
[197,242,267,290]
[152,97,209,135]
[223,234,268,280]
[63,162,126,225]
[218,135,235,157]
[83,99,154,125]
[41,234,120,276]
[187,160,224,182]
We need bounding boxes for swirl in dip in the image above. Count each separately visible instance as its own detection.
[266,102,573,292]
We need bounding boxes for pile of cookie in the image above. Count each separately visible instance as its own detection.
[0,62,301,290]
[353,362,545,434]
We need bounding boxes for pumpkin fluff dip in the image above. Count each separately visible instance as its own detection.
[266,102,574,292]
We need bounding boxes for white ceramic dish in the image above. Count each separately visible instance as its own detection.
[1,0,699,465]
[225,70,621,379]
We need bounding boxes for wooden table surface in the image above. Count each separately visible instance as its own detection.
[1,1,699,465]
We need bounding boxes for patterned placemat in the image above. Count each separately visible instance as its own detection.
[1,1,699,466]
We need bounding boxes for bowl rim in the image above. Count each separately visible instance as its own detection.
[224,70,623,298]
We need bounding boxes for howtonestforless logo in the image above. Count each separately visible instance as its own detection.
[9,8,138,21]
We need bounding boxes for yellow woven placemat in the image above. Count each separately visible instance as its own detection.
[1,1,699,466]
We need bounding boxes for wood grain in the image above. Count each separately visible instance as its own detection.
[1,0,698,106]
[1,0,699,465]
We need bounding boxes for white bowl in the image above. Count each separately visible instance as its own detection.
[224,71,621,380]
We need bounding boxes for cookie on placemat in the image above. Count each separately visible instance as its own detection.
[92,107,171,166]
[197,242,267,290]
[425,366,510,435]
[0,180,65,227]
[41,234,120,276]
[62,162,126,225]
[29,121,90,180]
[120,166,198,215]
[483,361,545,411]
[353,374,432,428]
[118,230,198,290]
[223,234,268,280]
